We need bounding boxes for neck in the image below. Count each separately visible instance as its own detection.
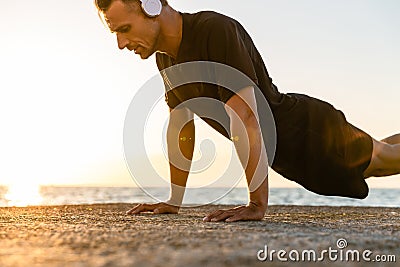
[156,6,182,59]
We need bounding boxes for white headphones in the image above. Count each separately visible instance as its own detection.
[140,0,162,17]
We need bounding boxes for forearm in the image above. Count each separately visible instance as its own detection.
[231,115,269,208]
[166,120,195,206]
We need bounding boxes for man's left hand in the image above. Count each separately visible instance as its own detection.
[203,202,267,222]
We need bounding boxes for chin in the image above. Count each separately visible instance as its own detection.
[139,54,151,60]
[138,48,156,60]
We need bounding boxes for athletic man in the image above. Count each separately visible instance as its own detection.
[94,0,400,222]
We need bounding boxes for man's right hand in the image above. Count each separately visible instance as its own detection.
[125,202,179,215]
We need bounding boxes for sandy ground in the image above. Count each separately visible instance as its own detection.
[0,204,399,267]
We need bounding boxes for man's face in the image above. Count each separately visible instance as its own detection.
[104,0,160,59]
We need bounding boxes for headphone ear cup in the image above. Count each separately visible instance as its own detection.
[141,0,162,17]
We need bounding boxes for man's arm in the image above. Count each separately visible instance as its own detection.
[126,107,194,214]
[165,107,195,207]
[204,86,269,222]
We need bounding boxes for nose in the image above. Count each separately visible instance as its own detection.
[117,34,129,50]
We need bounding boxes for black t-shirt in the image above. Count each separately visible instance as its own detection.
[156,11,294,138]
[156,10,289,104]
[155,11,373,199]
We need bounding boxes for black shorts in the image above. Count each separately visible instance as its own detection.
[271,93,373,199]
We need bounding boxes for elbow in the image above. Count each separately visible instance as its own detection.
[167,120,195,145]
[240,110,259,132]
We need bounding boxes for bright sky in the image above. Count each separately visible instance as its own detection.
[0,0,399,188]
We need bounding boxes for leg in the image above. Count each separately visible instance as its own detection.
[364,138,400,178]
[381,133,400,145]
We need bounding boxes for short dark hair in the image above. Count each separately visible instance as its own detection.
[95,0,168,13]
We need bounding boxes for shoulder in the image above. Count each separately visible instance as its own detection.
[189,11,241,35]
[191,11,236,24]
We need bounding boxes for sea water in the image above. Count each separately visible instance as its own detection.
[0,186,399,207]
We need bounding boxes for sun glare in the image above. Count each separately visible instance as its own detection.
[5,183,43,207]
